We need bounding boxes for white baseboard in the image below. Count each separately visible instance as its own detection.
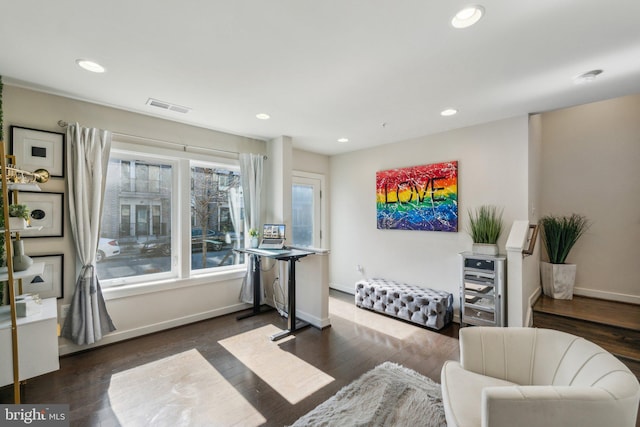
[329,283,355,295]
[59,302,251,356]
[573,287,639,305]
[296,309,331,329]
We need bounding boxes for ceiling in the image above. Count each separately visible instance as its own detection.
[1,1,639,156]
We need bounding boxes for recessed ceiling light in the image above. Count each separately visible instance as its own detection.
[337,137,349,143]
[440,108,458,117]
[256,113,271,120]
[573,69,603,84]
[76,59,106,73]
[451,5,484,29]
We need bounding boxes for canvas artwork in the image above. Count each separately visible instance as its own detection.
[376,161,458,231]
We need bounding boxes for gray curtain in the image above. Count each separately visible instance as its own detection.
[61,123,116,345]
[238,153,263,304]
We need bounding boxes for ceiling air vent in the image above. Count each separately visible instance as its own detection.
[169,104,191,114]
[146,98,191,114]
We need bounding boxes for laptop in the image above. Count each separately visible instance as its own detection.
[258,224,286,249]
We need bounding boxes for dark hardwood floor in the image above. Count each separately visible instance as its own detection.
[1,290,460,426]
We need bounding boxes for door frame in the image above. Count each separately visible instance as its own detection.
[292,170,326,249]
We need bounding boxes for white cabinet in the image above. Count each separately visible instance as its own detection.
[460,252,506,327]
[0,298,59,386]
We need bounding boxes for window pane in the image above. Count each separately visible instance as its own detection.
[99,157,173,281]
[120,205,131,236]
[149,165,160,192]
[152,205,161,235]
[191,165,244,270]
[292,184,314,247]
[120,161,131,191]
[135,163,149,192]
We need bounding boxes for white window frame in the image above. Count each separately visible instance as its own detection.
[100,140,247,301]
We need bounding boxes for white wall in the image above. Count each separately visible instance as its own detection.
[293,149,330,177]
[329,116,531,313]
[261,140,331,327]
[540,94,640,304]
[3,85,267,354]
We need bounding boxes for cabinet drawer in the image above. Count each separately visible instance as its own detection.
[464,294,495,307]
[464,275,495,288]
[464,258,495,271]
[463,306,495,324]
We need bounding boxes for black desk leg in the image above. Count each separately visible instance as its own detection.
[237,254,274,320]
[270,256,310,341]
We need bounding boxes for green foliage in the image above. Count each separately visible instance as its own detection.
[540,214,590,264]
[468,205,503,244]
[9,204,29,220]
[249,228,259,237]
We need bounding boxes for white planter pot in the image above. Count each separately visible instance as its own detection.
[472,243,499,256]
[8,217,27,230]
[540,261,577,300]
[12,239,33,272]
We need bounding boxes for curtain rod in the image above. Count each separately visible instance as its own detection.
[57,120,266,159]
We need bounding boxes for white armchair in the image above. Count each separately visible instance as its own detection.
[441,327,640,427]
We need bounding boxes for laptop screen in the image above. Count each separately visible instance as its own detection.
[262,224,285,239]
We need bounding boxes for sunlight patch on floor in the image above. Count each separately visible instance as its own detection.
[108,349,266,426]
[329,294,420,340]
[219,324,335,404]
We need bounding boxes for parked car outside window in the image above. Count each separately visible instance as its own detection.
[191,228,226,252]
[140,238,171,256]
[97,238,120,262]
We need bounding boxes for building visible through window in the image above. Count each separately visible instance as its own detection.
[191,166,243,271]
[98,153,245,285]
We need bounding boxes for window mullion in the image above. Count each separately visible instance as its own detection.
[178,158,191,278]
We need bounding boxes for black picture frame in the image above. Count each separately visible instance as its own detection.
[24,254,64,299]
[10,125,66,178]
[16,191,64,238]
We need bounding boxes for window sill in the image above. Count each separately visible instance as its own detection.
[102,267,247,301]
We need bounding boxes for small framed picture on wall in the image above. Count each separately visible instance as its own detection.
[16,191,64,238]
[24,254,64,299]
[10,126,66,178]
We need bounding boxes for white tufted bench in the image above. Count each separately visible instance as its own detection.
[355,278,453,330]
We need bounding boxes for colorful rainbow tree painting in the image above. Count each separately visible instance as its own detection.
[376,161,458,231]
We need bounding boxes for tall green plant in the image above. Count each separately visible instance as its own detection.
[540,214,589,264]
[468,205,503,244]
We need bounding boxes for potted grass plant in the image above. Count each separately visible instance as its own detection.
[468,205,504,255]
[540,214,590,299]
[249,228,259,248]
[8,204,29,230]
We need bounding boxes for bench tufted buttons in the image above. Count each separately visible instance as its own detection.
[354,278,453,330]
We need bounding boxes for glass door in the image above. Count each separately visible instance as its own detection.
[292,175,321,247]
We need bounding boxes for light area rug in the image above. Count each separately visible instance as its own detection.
[291,361,446,427]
